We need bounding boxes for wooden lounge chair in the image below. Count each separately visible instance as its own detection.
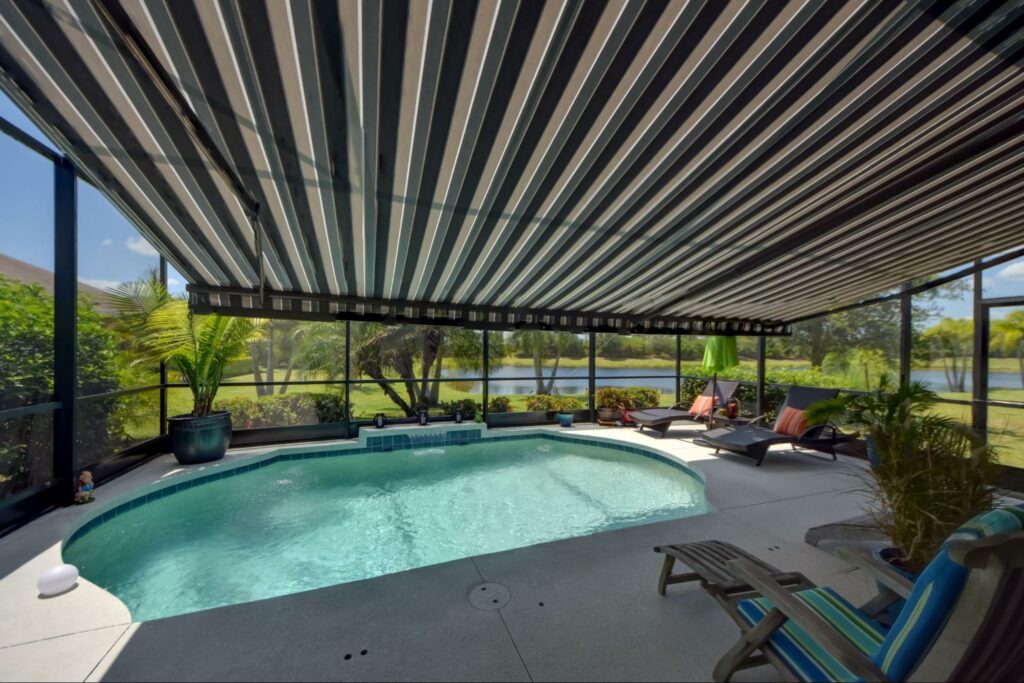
[697,386,850,466]
[630,380,740,438]
[710,505,1024,682]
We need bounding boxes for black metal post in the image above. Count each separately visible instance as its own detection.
[972,268,988,434]
[482,331,490,423]
[675,335,682,405]
[159,256,168,435]
[756,336,766,418]
[53,157,77,505]
[344,321,351,438]
[588,332,596,421]
[899,282,912,388]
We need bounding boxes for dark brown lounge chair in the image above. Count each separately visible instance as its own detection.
[697,386,850,466]
[629,380,740,438]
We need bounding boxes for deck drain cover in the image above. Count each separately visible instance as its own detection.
[468,582,510,610]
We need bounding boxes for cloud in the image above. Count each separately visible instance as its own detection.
[167,277,182,287]
[79,278,119,291]
[125,235,159,257]
[101,238,113,247]
[996,261,1024,281]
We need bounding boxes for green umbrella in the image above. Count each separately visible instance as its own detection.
[702,336,739,419]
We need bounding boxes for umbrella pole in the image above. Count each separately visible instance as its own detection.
[711,372,718,425]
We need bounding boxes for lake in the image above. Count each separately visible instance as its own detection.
[440,365,1023,396]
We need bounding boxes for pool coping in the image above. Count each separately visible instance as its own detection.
[63,424,706,553]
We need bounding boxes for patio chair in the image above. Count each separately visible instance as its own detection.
[629,380,740,438]
[697,386,850,466]
[709,504,1024,682]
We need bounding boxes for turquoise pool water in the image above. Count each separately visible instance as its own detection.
[64,436,705,621]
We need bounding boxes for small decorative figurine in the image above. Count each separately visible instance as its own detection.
[374,413,387,429]
[75,471,95,504]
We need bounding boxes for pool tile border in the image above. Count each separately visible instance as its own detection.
[65,427,701,549]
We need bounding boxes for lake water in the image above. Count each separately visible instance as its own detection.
[440,365,1023,396]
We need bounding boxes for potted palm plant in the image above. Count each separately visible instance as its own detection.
[148,303,262,464]
[805,375,996,573]
[110,278,262,465]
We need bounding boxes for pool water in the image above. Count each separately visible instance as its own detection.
[64,436,706,621]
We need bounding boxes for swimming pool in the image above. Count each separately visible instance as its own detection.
[64,433,706,621]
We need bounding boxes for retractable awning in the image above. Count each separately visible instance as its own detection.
[1,0,1022,334]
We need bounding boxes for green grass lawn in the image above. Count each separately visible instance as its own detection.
[931,389,1024,468]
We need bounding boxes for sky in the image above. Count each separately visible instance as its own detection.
[0,91,186,295]
[1,90,1021,315]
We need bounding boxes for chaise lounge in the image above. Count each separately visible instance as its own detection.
[629,380,740,438]
[697,386,849,466]
[704,505,1024,682]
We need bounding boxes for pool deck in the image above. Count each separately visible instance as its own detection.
[0,423,881,682]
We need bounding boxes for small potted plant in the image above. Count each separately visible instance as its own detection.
[554,396,584,427]
[595,387,627,421]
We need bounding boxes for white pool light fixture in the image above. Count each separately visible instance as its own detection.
[37,564,78,596]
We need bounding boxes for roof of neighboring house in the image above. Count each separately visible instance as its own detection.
[0,253,116,313]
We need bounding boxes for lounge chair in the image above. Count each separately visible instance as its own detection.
[629,380,740,438]
[707,504,1024,682]
[697,386,849,466]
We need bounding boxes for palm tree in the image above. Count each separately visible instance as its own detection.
[108,277,262,416]
[992,310,1024,389]
[921,317,973,392]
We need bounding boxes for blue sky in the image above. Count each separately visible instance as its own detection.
[1,91,185,295]
[1,91,1021,315]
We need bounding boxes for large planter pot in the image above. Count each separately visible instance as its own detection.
[597,407,620,422]
[168,411,232,465]
[557,412,574,428]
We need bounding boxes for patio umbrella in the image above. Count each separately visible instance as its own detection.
[702,336,739,418]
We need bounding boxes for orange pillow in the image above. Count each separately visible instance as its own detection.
[689,395,717,417]
[774,406,808,436]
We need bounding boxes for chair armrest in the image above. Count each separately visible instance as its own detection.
[948,531,1024,569]
[797,424,857,442]
[835,547,914,599]
[746,413,772,427]
[726,558,891,683]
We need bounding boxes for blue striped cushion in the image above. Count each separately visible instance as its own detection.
[871,505,1024,680]
[737,587,887,682]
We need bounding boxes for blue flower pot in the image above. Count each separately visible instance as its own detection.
[557,413,574,428]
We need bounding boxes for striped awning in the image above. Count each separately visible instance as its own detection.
[1,0,1022,333]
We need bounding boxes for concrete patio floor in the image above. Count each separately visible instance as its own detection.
[0,423,878,682]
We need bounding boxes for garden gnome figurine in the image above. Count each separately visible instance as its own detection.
[75,471,95,504]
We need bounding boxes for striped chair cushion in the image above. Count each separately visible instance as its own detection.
[871,504,1024,680]
[690,395,716,417]
[774,406,808,436]
[737,587,887,682]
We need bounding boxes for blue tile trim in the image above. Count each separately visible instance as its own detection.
[65,429,698,549]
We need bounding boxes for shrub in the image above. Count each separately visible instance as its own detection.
[0,277,125,496]
[525,395,584,412]
[487,396,513,413]
[595,386,660,409]
[594,387,628,409]
[215,393,347,430]
[624,387,659,409]
[437,398,482,415]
